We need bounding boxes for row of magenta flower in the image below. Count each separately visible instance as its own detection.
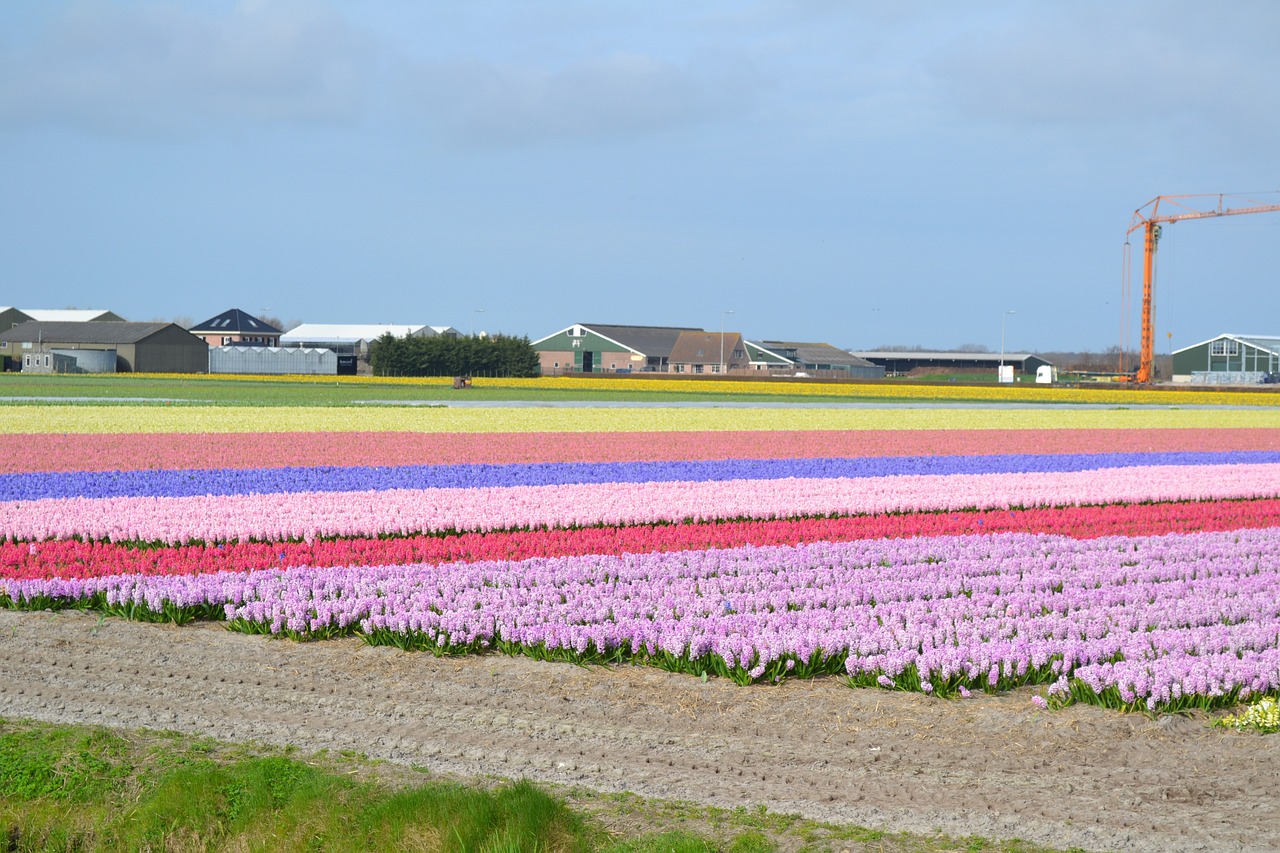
[5,528,1279,713]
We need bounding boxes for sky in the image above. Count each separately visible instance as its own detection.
[2,1,1279,353]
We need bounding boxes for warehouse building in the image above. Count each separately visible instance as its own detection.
[0,321,208,374]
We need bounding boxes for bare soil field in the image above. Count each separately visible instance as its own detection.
[2,609,1276,853]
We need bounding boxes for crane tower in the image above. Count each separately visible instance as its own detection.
[1124,192,1280,383]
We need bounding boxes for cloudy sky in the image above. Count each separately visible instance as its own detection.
[2,1,1278,352]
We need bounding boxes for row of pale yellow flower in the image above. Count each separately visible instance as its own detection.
[7,405,1280,435]
[94,371,1280,407]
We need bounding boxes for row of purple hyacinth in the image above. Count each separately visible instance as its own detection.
[5,528,1277,710]
[5,450,1278,501]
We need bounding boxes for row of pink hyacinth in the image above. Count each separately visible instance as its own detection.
[8,497,1280,581]
[8,427,1280,473]
[5,529,1277,710]
[8,463,1280,544]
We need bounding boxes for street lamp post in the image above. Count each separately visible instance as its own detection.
[471,308,485,337]
[1000,309,1015,382]
[720,309,735,375]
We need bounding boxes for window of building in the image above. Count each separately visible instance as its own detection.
[710,364,720,373]
[1211,339,1240,356]
[610,363,616,369]
[693,364,704,374]
[553,362,559,368]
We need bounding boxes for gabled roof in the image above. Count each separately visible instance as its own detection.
[19,309,124,322]
[532,323,702,357]
[758,341,876,368]
[189,308,282,335]
[1174,333,1280,356]
[280,323,429,343]
[669,331,746,365]
[0,321,180,345]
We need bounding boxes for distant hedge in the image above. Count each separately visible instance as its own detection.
[370,333,541,378]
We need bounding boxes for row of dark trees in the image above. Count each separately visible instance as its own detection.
[369,333,540,377]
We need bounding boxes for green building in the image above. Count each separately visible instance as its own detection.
[1172,333,1280,384]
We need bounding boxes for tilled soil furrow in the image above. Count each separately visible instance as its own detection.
[1,610,1277,853]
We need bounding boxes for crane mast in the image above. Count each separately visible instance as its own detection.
[1125,192,1280,383]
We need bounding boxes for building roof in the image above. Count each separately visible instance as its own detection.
[280,323,429,344]
[0,321,178,345]
[19,309,124,322]
[532,323,702,357]
[668,331,747,365]
[851,350,1045,363]
[1174,333,1280,356]
[189,308,282,335]
[758,341,877,368]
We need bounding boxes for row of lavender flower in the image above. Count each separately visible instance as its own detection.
[7,529,1278,711]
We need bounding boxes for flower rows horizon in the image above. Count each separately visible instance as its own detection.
[3,399,1279,714]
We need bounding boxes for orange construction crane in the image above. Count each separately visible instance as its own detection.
[1123,192,1280,383]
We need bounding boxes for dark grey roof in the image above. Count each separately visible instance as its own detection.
[0,321,176,345]
[758,341,877,368]
[581,323,703,358]
[189,308,282,335]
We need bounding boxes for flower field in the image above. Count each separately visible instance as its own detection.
[4,402,1280,714]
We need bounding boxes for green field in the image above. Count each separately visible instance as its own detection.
[0,373,880,407]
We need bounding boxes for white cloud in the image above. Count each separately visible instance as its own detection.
[0,0,376,136]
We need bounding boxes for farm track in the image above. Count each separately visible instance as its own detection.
[3,610,1277,852]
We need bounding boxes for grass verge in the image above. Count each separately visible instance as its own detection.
[0,719,1079,852]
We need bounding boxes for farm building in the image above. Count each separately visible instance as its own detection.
[189,308,282,347]
[532,323,702,374]
[0,321,208,374]
[850,350,1053,377]
[757,341,884,379]
[3,308,127,370]
[209,345,336,375]
[667,331,753,374]
[1172,333,1280,384]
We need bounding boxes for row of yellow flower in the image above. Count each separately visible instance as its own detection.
[94,371,1280,407]
[7,405,1280,435]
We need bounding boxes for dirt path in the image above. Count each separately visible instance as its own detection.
[2,609,1275,852]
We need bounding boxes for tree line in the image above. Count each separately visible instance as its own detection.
[369,333,541,377]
